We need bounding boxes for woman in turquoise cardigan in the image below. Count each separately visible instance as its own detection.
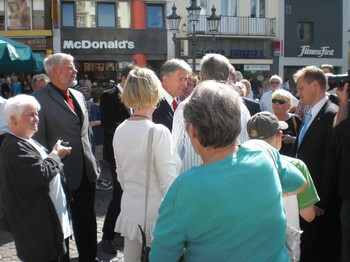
[151,80,306,262]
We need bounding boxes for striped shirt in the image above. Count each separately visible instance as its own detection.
[172,100,251,173]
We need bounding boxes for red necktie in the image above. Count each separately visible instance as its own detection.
[64,91,75,112]
[172,98,178,111]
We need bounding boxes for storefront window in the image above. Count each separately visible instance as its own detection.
[117,1,130,28]
[62,1,130,29]
[297,22,313,43]
[196,0,208,15]
[220,0,237,16]
[250,0,265,18]
[5,0,32,30]
[33,0,44,29]
[146,4,164,29]
[76,0,95,27]
[62,2,75,27]
[97,2,115,27]
[0,0,5,30]
[0,0,46,30]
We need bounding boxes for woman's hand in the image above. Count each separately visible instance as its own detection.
[52,140,72,159]
[282,134,296,144]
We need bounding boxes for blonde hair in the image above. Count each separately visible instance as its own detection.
[121,67,162,109]
[272,89,294,110]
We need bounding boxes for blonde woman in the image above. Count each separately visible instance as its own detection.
[272,89,302,156]
[113,67,181,262]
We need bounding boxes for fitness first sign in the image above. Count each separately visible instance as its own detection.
[63,40,135,50]
[298,45,335,57]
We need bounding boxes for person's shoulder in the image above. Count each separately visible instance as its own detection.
[32,85,49,98]
[153,122,171,135]
[260,91,271,100]
[328,99,339,112]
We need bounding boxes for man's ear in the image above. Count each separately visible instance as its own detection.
[276,130,283,139]
[10,115,17,125]
[187,123,198,139]
[162,75,168,88]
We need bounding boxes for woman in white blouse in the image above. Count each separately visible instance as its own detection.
[113,67,181,261]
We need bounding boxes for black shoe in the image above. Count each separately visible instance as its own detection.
[101,240,117,255]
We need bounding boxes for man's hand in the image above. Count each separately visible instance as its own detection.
[335,83,349,104]
[315,206,325,216]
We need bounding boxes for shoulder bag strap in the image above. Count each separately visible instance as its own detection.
[291,114,298,135]
[143,126,154,232]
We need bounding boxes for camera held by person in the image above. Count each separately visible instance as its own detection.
[326,68,350,91]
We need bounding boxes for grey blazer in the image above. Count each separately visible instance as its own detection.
[33,83,98,190]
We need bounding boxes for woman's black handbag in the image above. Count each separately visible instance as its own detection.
[139,225,151,262]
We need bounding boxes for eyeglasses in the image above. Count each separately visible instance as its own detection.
[270,81,280,84]
[272,99,288,105]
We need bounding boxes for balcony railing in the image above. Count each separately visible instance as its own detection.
[188,15,276,37]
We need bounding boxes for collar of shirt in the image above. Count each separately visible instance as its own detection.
[117,83,123,93]
[50,82,69,99]
[310,96,329,123]
[161,87,175,106]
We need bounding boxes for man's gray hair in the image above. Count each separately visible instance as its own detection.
[183,80,241,148]
[159,58,192,80]
[4,94,41,124]
[44,53,74,78]
[200,53,231,81]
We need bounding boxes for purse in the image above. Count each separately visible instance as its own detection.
[139,127,154,262]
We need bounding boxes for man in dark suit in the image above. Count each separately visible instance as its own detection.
[153,59,191,131]
[99,64,134,254]
[292,65,341,262]
[33,53,98,262]
[333,83,350,262]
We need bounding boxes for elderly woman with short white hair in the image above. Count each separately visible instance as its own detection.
[0,94,72,262]
[272,89,302,156]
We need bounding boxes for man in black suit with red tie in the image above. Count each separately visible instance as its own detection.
[292,65,341,262]
[153,59,191,131]
[100,64,135,254]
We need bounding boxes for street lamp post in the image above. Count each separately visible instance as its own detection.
[167,1,221,72]
[186,0,201,72]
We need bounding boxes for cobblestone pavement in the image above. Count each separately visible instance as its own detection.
[0,163,124,262]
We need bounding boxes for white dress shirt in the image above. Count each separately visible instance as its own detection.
[172,99,251,173]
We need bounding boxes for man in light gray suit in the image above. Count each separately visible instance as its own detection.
[33,53,98,262]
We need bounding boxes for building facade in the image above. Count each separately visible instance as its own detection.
[167,0,279,86]
[277,0,349,92]
[0,0,349,90]
[0,0,52,69]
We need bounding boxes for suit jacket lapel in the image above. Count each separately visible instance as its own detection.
[70,88,86,114]
[46,84,77,115]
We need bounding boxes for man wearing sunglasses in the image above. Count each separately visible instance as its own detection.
[260,75,299,113]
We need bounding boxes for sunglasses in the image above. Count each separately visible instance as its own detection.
[272,99,288,105]
[270,81,280,84]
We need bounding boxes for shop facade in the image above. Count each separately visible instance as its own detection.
[60,28,167,87]
[276,0,348,94]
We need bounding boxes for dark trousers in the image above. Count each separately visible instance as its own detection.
[70,174,97,262]
[341,198,350,262]
[102,160,123,240]
[300,206,341,262]
[50,238,70,262]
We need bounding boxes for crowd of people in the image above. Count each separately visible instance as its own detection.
[0,52,348,262]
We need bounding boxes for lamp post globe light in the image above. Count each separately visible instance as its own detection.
[167,1,221,72]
